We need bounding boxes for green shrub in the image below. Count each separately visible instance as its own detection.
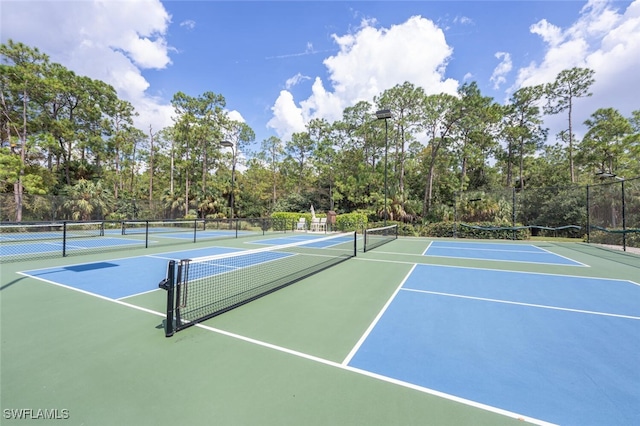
[417,221,530,240]
[271,211,327,231]
[335,212,367,232]
[456,222,530,240]
[421,222,455,238]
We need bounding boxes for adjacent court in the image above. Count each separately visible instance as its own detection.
[2,231,639,425]
[423,240,587,266]
[346,264,640,426]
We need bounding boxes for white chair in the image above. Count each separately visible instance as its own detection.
[310,217,320,232]
[319,217,327,232]
[296,217,306,231]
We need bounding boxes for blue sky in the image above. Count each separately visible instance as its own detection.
[2,0,639,154]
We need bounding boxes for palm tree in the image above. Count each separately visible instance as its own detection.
[63,179,113,220]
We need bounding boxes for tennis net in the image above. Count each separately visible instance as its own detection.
[363,224,398,252]
[121,220,205,235]
[158,232,356,336]
[0,221,104,242]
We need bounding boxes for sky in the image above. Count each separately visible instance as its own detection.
[2,0,639,156]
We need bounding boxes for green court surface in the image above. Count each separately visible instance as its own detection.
[1,233,639,425]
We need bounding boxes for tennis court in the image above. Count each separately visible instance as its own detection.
[2,230,639,425]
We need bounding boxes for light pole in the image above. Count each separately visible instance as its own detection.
[596,172,626,251]
[220,140,235,219]
[376,109,392,226]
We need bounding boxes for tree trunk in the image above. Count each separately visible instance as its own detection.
[149,126,154,202]
[568,98,575,183]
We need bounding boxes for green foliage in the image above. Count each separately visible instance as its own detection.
[62,179,113,221]
[420,222,456,238]
[1,39,637,249]
[273,192,313,213]
[418,221,530,239]
[335,212,367,232]
[395,221,417,237]
[270,212,301,231]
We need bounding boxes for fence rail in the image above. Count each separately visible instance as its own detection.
[452,177,640,250]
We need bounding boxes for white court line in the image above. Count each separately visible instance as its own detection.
[342,264,417,366]
[16,271,167,317]
[354,257,639,287]
[118,287,161,299]
[420,240,433,256]
[16,246,244,273]
[426,242,588,266]
[144,254,180,261]
[15,268,555,425]
[534,245,590,267]
[193,321,556,426]
[422,252,588,267]
[17,269,555,424]
[401,288,640,320]
[429,245,545,254]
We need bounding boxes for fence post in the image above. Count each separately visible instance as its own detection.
[62,221,67,257]
[586,185,590,244]
[512,187,516,240]
[453,191,458,239]
[621,179,626,251]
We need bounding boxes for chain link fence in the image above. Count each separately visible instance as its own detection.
[451,177,639,249]
[0,218,291,263]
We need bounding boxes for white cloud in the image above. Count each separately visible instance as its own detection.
[227,110,245,123]
[267,91,307,141]
[180,20,196,30]
[490,52,513,90]
[285,73,312,90]
[529,19,564,47]
[1,0,174,134]
[453,16,473,25]
[512,0,640,140]
[267,15,458,140]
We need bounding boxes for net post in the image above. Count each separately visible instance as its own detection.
[193,219,197,243]
[174,260,187,330]
[121,221,125,235]
[100,221,105,236]
[235,218,239,238]
[158,260,176,337]
[363,228,368,253]
[353,231,357,257]
[145,220,149,248]
[62,221,67,257]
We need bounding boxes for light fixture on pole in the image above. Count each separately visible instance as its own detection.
[220,140,235,219]
[376,109,392,226]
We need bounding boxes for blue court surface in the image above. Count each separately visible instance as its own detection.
[19,246,242,299]
[124,229,250,240]
[346,264,640,425]
[249,234,354,248]
[17,235,353,300]
[423,240,586,266]
[1,237,144,258]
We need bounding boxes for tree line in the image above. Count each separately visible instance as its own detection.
[1,40,639,223]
